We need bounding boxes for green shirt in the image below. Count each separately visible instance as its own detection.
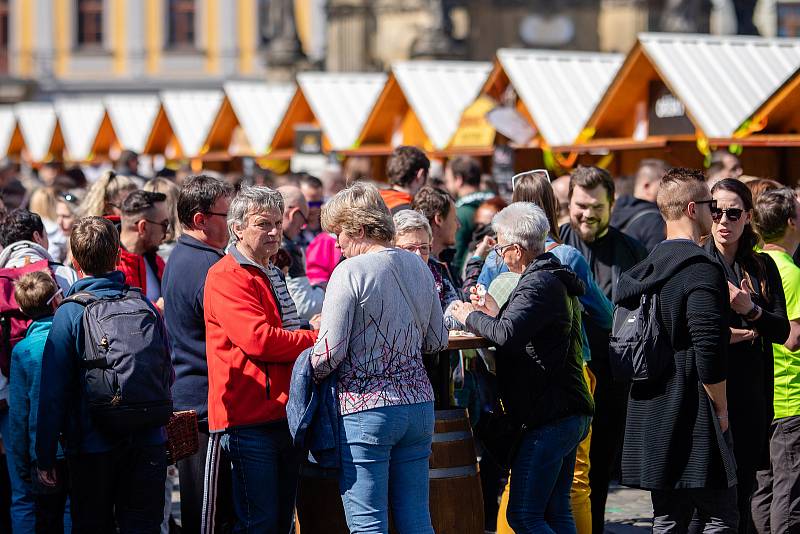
[764,249,800,419]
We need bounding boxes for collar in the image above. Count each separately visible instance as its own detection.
[178,234,225,256]
[230,243,274,278]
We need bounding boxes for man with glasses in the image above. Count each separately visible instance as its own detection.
[619,168,737,532]
[117,191,170,309]
[278,185,324,323]
[161,175,235,533]
[559,165,648,533]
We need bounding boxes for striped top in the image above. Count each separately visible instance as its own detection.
[229,245,302,331]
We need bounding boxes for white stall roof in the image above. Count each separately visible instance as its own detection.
[223,82,295,154]
[104,95,161,153]
[161,90,224,157]
[638,32,800,138]
[0,107,16,158]
[297,72,387,150]
[54,98,106,161]
[15,103,57,162]
[392,61,492,149]
[497,49,624,146]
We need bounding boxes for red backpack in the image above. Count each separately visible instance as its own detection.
[0,259,55,377]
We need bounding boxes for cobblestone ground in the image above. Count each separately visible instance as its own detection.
[604,484,653,533]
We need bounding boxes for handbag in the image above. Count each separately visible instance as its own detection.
[474,398,526,472]
[165,410,199,465]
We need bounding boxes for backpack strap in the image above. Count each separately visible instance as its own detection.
[545,242,559,253]
[59,291,98,307]
[619,209,661,232]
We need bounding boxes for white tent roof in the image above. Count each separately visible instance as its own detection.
[104,95,161,153]
[297,72,387,150]
[0,107,16,158]
[160,90,224,157]
[223,81,295,154]
[54,98,106,161]
[497,49,624,146]
[392,61,492,149]
[638,32,800,137]
[15,103,57,162]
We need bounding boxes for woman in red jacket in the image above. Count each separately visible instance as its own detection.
[204,186,316,534]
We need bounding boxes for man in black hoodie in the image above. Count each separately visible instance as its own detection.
[560,165,647,533]
[162,175,234,532]
[610,159,668,252]
[618,168,737,532]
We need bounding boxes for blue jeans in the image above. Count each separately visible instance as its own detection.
[507,414,592,534]
[339,402,435,534]
[0,409,35,533]
[220,421,299,534]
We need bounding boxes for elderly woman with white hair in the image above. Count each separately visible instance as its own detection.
[311,182,448,533]
[451,202,594,534]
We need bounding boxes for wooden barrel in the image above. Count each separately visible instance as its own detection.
[295,409,484,534]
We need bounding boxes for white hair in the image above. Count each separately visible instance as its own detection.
[228,186,284,241]
[393,209,432,241]
[492,202,549,255]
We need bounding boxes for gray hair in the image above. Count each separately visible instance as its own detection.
[393,209,432,241]
[492,202,549,255]
[228,186,284,241]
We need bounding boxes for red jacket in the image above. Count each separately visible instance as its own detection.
[204,252,316,431]
[116,247,165,295]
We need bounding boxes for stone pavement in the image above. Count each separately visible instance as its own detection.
[604,484,653,533]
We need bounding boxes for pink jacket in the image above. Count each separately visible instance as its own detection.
[305,233,341,285]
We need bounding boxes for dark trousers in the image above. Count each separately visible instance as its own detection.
[588,357,629,533]
[33,459,70,534]
[178,422,233,533]
[752,416,800,534]
[68,443,167,534]
[652,487,739,533]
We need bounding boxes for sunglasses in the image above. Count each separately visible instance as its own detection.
[307,201,324,209]
[59,192,79,204]
[711,207,744,223]
[511,169,550,190]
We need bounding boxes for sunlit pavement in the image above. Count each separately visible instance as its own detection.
[604,485,653,533]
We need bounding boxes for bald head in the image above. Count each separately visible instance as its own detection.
[634,159,668,203]
[552,175,570,226]
[278,185,309,240]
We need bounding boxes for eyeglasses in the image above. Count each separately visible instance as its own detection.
[711,207,744,223]
[694,199,718,211]
[399,243,431,255]
[492,243,524,256]
[204,211,228,218]
[46,287,63,306]
[512,169,550,190]
[144,219,170,233]
[307,201,324,209]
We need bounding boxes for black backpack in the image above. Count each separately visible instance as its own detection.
[608,291,673,384]
[61,288,173,433]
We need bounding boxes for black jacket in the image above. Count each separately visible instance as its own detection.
[162,234,225,421]
[465,253,594,429]
[618,240,736,490]
[610,195,666,253]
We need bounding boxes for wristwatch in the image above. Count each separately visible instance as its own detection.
[744,303,761,321]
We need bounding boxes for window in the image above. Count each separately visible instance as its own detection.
[77,0,103,47]
[168,0,196,48]
[0,0,7,72]
[258,0,271,45]
[778,2,800,37]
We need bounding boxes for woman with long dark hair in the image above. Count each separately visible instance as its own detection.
[704,178,789,532]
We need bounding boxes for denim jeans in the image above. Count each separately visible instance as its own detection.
[507,414,592,534]
[0,408,35,533]
[339,401,435,534]
[220,420,299,534]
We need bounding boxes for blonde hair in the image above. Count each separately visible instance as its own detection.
[79,170,138,217]
[144,177,181,241]
[321,182,395,243]
[29,187,58,221]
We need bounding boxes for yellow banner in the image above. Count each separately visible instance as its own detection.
[449,96,497,148]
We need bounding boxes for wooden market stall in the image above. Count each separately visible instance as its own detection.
[54,98,107,163]
[15,102,64,165]
[93,94,162,164]
[0,107,25,161]
[553,33,800,178]
[343,61,491,180]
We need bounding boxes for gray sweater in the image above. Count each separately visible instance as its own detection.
[311,248,448,415]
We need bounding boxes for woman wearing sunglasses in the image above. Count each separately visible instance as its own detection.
[702,178,789,532]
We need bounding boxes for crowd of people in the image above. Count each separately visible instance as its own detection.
[0,145,797,534]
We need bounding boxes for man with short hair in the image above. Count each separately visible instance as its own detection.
[117,191,169,306]
[380,146,430,213]
[752,188,800,534]
[36,216,173,532]
[115,149,148,187]
[278,185,325,322]
[162,175,234,533]
[443,156,494,274]
[559,165,647,533]
[611,159,668,252]
[619,168,736,531]
[299,174,325,244]
[412,186,462,288]
[0,209,78,292]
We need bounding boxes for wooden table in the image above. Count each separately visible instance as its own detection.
[429,333,493,409]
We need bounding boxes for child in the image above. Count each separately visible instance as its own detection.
[7,270,70,533]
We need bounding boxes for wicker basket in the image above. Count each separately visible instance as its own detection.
[165,410,199,465]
